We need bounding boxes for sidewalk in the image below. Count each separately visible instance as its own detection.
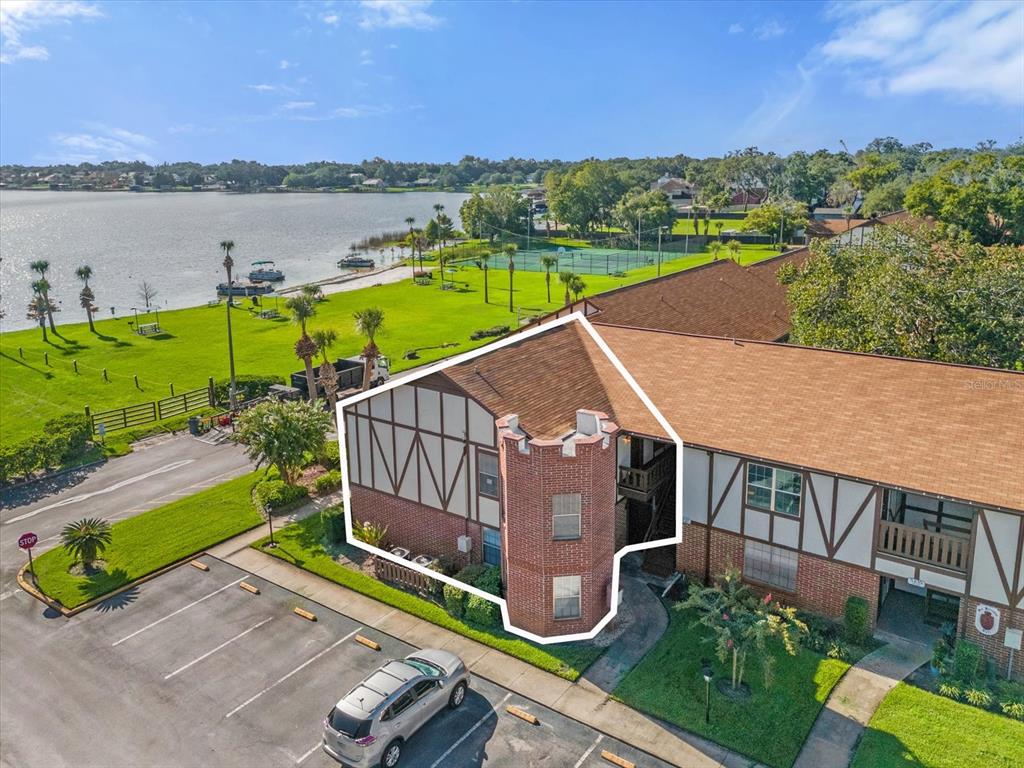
[793,635,932,768]
[207,518,745,768]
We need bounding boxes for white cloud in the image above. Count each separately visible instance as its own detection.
[247,83,278,92]
[822,0,1024,106]
[358,0,440,30]
[282,100,315,110]
[279,58,296,69]
[754,20,786,40]
[728,23,744,35]
[49,123,156,163]
[321,12,340,26]
[359,48,374,66]
[0,0,101,63]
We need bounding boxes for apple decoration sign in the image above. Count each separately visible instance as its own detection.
[975,604,1000,636]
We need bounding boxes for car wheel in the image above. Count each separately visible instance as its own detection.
[448,680,467,709]
[381,739,402,768]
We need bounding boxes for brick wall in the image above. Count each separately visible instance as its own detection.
[349,485,482,569]
[959,596,1023,682]
[501,422,618,637]
[675,526,879,625]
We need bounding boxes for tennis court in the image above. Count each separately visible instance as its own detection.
[480,246,699,276]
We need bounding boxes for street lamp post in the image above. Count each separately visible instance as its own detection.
[131,306,139,329]
[526,200,532,251]
[701,659,714,726]
[636,212,642,264]
[657,225,666,277]
[220,240,238,411]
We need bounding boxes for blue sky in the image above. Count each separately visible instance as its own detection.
[1,0,1022,165]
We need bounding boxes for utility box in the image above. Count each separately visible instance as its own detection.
[457,535,472,554]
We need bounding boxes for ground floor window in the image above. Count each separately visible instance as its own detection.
[743,540,798,592]
[483,528,501,566]
[553,575,581,619]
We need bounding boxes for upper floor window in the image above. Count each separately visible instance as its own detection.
[746,462,802,516]
[552,493,582,540]
[553,575,581,619]
[478,451,499,498]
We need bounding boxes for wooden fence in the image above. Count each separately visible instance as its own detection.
[87,379,215,435]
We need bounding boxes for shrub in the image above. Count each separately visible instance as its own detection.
[843,596,870,645]
[214,374,284,405]
[254,478,309,510]
[454,564,487,587]
[443,583,467,618]
[953,639,983,682]
[937,682,962,700]
[45,413,92,463]
[0,412,94,483]
[964,688,993,708]
[1000,700,1024,720]
[318,440,340,470]
[827,642,849,661]
[320,504,346,545]
[474,566,502,596]
[314,470,341,495]
[465,593,501,627]
[469,325,510,341]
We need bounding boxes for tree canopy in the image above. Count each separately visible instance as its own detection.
[780,223,1024,369]
[234,399,333,485]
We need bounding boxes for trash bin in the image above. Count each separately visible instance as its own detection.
[188,416,200,436]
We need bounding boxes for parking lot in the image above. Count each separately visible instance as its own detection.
[1,556,673,768]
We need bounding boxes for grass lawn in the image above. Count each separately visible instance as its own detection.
[32,472,264,608]
[613,602,851,768]
[671,217,747,236]
[254,513,604,681]
[1,245,779,445]
[851,683,1024,768]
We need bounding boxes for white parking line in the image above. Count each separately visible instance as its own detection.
[164,617,273,680]
[429,692,511,768]
[225,627,363,717]
[295,742,322,764]
[112,577,245,646]
[573,733,604,768]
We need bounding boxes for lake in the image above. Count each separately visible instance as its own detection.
[0,189,469,331]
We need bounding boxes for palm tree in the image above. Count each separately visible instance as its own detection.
[478,252,491,303]
[503,244,517,313]
[75,265,96,332]
[301,283,324,303]
[540,253,558,303]
[286,294,318,402]
[26,288,50,342]
[61,517,113,574]
[715,222,724,241]
[558,270,574,306]
[569,275,587,302]
[726,239,741,263]
[220,240,239,409]
[709,241,723,260]
[354,307,385,391]
[413,232,428,275]
[30,260,57,332]
[311,327,338,364]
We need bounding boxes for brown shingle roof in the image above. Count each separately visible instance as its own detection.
[596,325,1024,512]
[441,322,666,440]
[582,259,792,341]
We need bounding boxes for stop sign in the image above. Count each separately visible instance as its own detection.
[18,532,38,550]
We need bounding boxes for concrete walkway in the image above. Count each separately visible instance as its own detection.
[794,636,932,768]
[206,523,745,768]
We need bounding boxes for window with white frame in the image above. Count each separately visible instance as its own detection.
[746,462,802,516]
[553,575,581,619]
[552,493,582,540]
[483,528,501,566]
[477,451,499,498]
[743,540,798,591]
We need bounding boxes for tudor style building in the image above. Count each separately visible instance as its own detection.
[341,238,1022,674]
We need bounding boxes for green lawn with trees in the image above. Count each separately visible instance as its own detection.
[0,246,776,445]
[850,683,1024,768]
[32,472,264,608]
[614,600,850,768]
[253,512,603,681]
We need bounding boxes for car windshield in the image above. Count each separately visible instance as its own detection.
[328,707,372,739]
[404,658,443,677]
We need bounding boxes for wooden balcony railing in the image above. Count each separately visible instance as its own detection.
[877,519,970,573]
[618,450,674,500]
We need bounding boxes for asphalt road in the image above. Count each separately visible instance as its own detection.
[1,556,671,768]
[0,434,253,601]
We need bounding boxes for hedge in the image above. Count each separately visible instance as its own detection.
[0,413,93,483]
